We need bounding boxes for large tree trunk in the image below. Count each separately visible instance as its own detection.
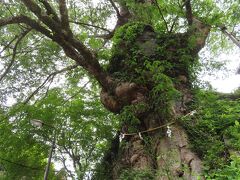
[113,125,202,179]
[101,87,203,179]
[99,21,210,179]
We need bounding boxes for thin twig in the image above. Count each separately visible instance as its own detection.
[169,16,179,33]
[170,1,187,32]
[34,75,55,104]
[0,157,45,171]
[23,64,78,104]
[58,148,75,178]
[153,0,169,32]
[108,0,121,18]
[0,28,31,82]
[62,81,90,104]
[0,35,18,54]
[69,20,111,33]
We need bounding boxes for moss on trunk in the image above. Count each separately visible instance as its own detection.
[96,22,208,179]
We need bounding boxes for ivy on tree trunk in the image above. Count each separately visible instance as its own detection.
[98,15,210,178]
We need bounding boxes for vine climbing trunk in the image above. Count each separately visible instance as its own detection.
[98,17,210,179]
[101,82,203,179]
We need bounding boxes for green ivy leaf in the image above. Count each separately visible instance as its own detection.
[235,120,239,126]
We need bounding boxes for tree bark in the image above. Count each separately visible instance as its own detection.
[99,17,210,178]
[101,84,204,179]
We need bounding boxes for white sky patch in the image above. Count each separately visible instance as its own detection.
[209,75,240,92]
[200,48,240,93]
[106,13,117,30]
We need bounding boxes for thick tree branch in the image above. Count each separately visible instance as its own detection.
[2,4,112,91]
[184,0,211,53]
[1,17,108,90]
[57,36,111,90]
[20,0,62,34]
[59,0,71,33]
[111,0,131,29]
[189,18,211,53]
[23,64,78,104]
[20,3,111,90]
[0,28,31,82]
[184,0,193,25]
[219,26,240,48]
[39,0,60,23]
[0,15,53,39]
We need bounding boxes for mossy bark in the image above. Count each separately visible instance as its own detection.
[99,23,209,179]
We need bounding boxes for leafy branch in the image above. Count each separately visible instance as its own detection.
[0,28,32,82]
[0,35,18,54]
[0,15,54,39]
[23,64,79,104]
[153,0,169,32]
[1,0,112,90]
[219,26,240,48]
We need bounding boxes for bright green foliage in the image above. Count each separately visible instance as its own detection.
[119,169,154,180]
[181,90,240,178]
[113,22,146,47]
[0,108,47,179]
[145,60,180,118]
[206,155,240,180]
[118,101,151,133]
[108,22,149,80]
[118,105,141,133]
[0,0,240,179]
[0,85,118,178]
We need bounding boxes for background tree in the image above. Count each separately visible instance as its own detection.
[0,0,239,179]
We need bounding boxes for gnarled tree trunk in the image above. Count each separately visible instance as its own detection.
[99,13,210,178]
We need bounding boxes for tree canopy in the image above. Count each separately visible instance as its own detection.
[0,0,240,179]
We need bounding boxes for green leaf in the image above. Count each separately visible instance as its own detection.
[235,120,239,126]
